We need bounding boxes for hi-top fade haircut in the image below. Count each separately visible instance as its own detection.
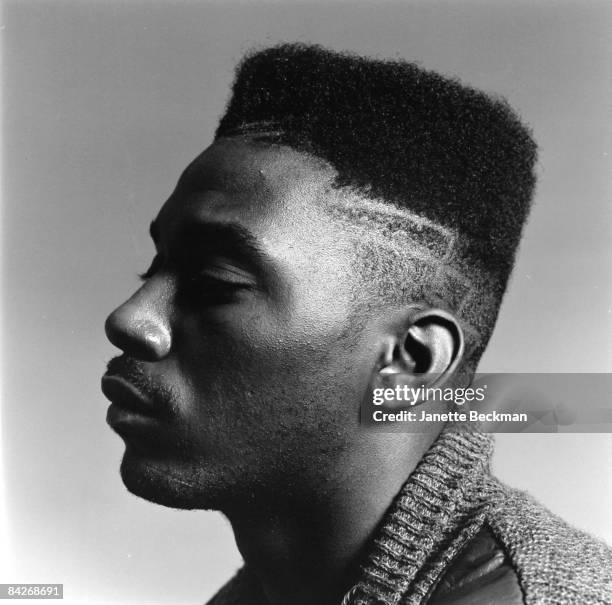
[215,43,538,367]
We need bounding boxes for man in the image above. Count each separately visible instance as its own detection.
[101,44,612,604]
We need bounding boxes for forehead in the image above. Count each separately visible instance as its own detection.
[157,138,337,232]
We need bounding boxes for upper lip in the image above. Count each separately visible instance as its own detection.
[101,374,157,415]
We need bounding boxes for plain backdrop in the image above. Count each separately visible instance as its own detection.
[2,1,611,604]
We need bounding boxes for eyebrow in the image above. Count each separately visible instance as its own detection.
[149,218,273,276]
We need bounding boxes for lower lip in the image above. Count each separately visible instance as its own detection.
[106,403,161,435]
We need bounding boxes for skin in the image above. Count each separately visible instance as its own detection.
[103,138,463,605]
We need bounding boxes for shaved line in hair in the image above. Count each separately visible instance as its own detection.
[322,189,495,363]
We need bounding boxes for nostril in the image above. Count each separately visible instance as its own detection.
[137,319,172,360]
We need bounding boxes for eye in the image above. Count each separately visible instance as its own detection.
[182,264,255,305]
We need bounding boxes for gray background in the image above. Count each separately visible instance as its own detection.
[2,1,611,604]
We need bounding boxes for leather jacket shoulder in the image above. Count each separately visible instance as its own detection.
[427,525,523,604]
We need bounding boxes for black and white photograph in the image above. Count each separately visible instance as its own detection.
[3,1,612,604]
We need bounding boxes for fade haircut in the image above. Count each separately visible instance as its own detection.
[215,43,538,367]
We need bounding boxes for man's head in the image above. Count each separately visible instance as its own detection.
[102,43,537,512]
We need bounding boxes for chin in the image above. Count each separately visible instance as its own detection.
[117,446,245,511]
[118,449,210,510]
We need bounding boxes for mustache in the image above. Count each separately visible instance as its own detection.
[105,355,179,415]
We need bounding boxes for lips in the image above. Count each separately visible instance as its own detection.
[101,374,157,416]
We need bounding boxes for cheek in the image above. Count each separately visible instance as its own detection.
[169,305,373,467]
[175,306,359,414]
[177,283,352,368]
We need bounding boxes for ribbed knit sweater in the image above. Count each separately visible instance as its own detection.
[207,426,612,605]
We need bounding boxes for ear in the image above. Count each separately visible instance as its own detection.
[377,308,464,388]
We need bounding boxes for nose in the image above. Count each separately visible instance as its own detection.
[104,284,172,361]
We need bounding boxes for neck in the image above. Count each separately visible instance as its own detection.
[224,432,436,605]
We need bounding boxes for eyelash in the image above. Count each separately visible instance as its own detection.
[138,255,162,281]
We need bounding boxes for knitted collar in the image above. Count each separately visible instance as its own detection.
[348,426,494,605]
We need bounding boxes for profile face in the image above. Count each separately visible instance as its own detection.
[102,139,380,510]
